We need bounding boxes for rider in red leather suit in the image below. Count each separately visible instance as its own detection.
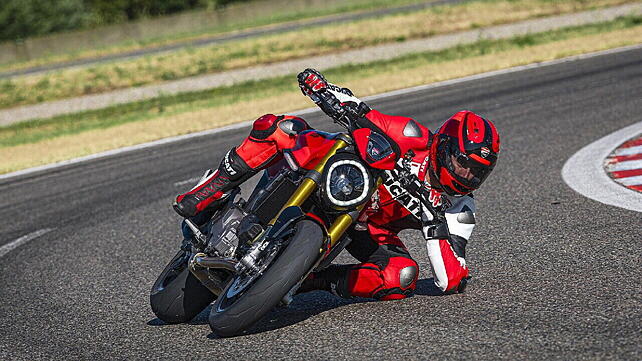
[174,69,500,299]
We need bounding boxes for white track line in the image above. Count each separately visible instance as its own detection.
[2,44,642,183]
[615,145,642,156]
[173,176,200,187]
[0,228,55,258]
[562,121,642,213]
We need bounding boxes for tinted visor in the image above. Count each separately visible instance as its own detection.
[438,138,494,189]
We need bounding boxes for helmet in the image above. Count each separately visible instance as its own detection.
[429,111,500,196]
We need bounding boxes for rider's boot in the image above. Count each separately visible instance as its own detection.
[174,148,256,218]
[297,265,350,297]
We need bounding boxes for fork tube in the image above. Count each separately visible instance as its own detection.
[270,138,349,225]
[327,177,383,247]
[327,213,357,247]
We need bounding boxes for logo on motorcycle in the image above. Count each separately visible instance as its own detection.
[480,147,490,158]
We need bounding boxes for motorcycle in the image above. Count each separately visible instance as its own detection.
[149,94,443,337]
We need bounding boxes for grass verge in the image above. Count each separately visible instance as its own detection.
[0,0,635,109]
[0,0,427,73]
[2,15,641,174]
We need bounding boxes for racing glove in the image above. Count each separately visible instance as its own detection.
[297,68,370,130]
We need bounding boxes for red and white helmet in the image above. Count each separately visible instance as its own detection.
[429,111,500,196]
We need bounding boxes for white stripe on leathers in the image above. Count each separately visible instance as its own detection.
[426,238,449,292]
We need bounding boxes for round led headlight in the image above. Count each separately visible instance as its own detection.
[324,159,371,207]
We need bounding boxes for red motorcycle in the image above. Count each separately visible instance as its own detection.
[150,96,442,337]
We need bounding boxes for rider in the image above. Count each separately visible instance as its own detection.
[174,69,500,299]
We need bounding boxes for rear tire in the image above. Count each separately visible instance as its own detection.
[209,220,323,337]
[150,250,216,324]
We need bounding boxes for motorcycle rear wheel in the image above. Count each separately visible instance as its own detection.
[150,250,216,324]
[209,220,323,337]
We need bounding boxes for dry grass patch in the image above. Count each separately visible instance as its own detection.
[3,24,641,174]
[1,0,635,109]
[0,0,426,74]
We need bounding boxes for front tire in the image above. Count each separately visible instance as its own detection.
[209,220,324,337]
[150,250,216,324]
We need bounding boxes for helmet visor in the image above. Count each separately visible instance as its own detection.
[438,139,494,190]
[449,154,491,187]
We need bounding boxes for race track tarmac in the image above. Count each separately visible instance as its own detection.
[0,48,640,360]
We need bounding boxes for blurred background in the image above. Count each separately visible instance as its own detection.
[0,0,640,174]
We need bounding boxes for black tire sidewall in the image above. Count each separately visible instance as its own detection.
[150,250,216,324]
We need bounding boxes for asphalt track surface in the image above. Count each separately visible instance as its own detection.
[0,0,465,79]
[1,48,641,360]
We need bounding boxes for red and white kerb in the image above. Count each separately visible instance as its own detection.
[604,134,642,193]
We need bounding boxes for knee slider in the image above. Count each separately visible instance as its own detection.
[250,114,309,140]
[250,114,281,139]
[399,265,418,289]
[371,257,418,300]
[383,257,418,290]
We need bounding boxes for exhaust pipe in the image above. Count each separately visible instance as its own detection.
[188,253,237,295]
[192,254,238,272]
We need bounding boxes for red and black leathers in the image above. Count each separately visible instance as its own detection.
[176,111,472,298]
[331,108,471,296]
[295,69,480,295]
[174,114,309,218]
[311,224,420,300]
[175,69,492,298]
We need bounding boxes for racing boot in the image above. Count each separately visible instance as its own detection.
[296,265,350,296]
[174,148,256,218]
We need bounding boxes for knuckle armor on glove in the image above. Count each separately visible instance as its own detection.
[297,68,327,96]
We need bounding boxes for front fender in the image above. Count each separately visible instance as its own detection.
[267,206,329,248]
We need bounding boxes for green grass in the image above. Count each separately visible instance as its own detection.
[1,15,640,149]
[0,0,633,109]
[0,0,429,73]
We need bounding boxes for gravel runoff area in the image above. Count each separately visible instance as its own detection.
[1,2,640,127]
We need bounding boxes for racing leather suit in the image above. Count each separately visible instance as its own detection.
[175,97,474,300]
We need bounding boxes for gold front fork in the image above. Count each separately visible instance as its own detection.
[269,137,349,225]
[327,177,382,247]
[268,135,381,252]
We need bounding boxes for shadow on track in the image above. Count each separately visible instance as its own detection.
[147,278,444,337]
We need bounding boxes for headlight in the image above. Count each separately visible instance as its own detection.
[325,159,371,207]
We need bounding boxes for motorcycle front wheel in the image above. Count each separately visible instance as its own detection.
[209,220,324,337]
[149,250,216,324]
